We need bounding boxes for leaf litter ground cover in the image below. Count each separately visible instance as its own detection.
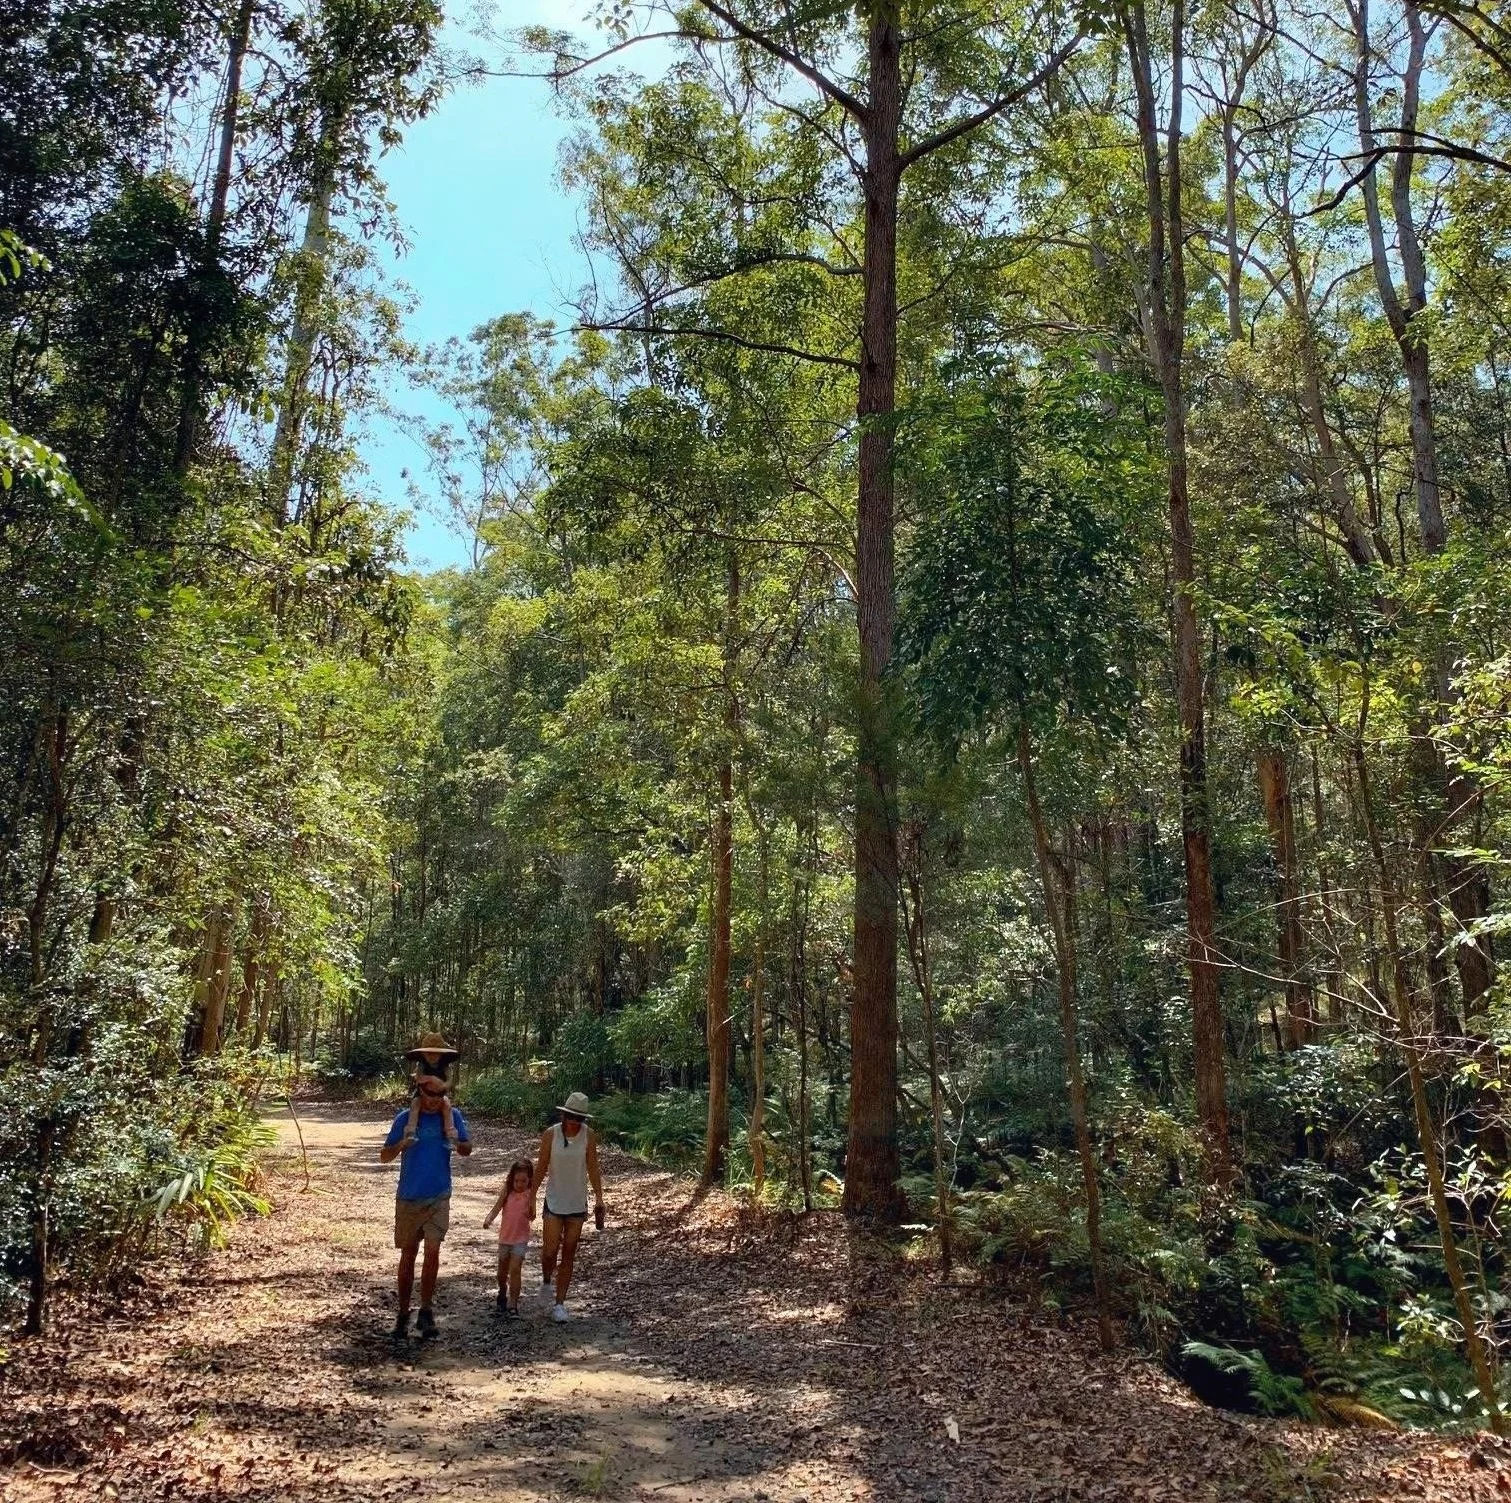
[1,1103,1506,1503]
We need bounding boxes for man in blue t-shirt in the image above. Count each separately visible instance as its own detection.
[380,1033,471,1342]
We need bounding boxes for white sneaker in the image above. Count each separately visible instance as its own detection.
[552,1302,570,1323]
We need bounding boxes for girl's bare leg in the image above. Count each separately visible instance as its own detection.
[508,1252,524,1310]
[497,1252,508,1295]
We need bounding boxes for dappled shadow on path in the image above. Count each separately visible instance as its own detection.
[2,1103,1504,1503]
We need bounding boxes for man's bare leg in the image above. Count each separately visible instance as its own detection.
[397,1239,420,1315]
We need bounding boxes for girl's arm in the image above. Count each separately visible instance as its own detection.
[483,1187,507,1227]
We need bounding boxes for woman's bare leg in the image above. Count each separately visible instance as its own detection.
[554,1217,583,1303]
[540,1212,563,1291]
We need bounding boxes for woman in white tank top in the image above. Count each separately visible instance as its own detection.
[532,1091,604,1321]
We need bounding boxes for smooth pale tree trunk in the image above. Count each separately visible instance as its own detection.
[845,10,905,1222]
[900,826,952,1277]
[1351,0,1494,1008]
[702,764,734,1183]
[749,815,770,1195]
[267,131,339,524]
[789,816,815,1212]
[703,556,739,1184]
[176,0,255,473]
[1351,708,1504,1435]
[1309,748,1345,1026]
[1019,724,1114,1349]
[1123,0,1230,1173]
[1258,748,1313,1049]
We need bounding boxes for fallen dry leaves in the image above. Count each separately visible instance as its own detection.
[1,1102,1505,1503]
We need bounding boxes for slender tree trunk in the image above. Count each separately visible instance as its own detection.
[703,556,738,1184]
[1351,0,1493,1009]
[1351,716,1504,1434]
[1309,747,1345,1026]
[1123,0,1230,1172]
[199,903,237,1056]
[24,1115,54,1335]
[1019,725,1114,1348]
[702,768,734,1183]
[233,903,268,1036]
[1258,748,1313,1048]
[267,131,339,524]
[176,0,255,473]
[750,818,769,1195]
[791,815,815,1212]
[900,824,953,1277]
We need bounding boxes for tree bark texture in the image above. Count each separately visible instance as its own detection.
[845,8,904,1221]
[1258,748,1313,1049]
[1123,0,1230,1172]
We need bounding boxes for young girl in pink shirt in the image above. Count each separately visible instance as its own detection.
[483,1158,536,1316]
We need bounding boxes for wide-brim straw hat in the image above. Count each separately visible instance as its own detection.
[557,1091,593,1119]
[405,1031,459,1063]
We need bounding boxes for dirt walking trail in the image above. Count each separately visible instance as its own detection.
[3,1105,1506,1503]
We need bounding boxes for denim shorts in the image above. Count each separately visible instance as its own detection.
[498,1241,528,1259]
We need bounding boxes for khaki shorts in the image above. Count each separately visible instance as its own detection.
[394,1195,450,1249]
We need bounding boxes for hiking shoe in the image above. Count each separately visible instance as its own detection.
[552,1302,570,1324]
[416,1307,438,1339]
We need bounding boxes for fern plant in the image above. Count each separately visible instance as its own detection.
[1182,1341,1317,1419]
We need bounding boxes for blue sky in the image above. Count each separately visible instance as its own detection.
[358,2,607,571]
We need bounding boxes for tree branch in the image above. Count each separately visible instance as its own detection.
[578,319,858,370]
[897,33,1085,171]
[691,0,868,121]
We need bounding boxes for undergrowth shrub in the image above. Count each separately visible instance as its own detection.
[458,1072,552,1123]
[944,1082,1506,1430]
[0,1043,277,1317]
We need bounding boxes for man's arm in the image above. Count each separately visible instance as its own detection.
[379,1115,410,1164]
[452,1104,473,1156]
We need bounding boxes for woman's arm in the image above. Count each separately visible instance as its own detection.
[532,1128,552,1213]
[587,1132,604,1209]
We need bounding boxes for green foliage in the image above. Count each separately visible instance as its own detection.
[591,1089,718,1167]
[1181,1343,1317,1420]
[460,1073,553,1125]
[142,1114,275,1252]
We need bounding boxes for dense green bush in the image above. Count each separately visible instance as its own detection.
[458,1072,554,1124]
[941,1086,1506,1429]
[0,1041,276,1312]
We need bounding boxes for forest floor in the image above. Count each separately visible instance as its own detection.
[2,1104,1508,1503]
